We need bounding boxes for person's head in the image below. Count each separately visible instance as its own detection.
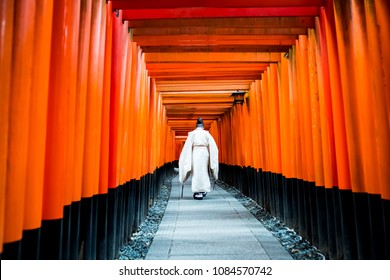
[196,118,204,128]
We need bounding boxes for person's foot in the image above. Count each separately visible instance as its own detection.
[193,192,204,200]
[202,192,207,197]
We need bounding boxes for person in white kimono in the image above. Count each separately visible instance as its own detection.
[178,118,219,200]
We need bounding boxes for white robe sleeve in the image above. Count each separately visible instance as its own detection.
[208,134,219,180]
[178,133,193,183]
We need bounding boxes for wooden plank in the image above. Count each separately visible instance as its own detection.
[145,52,281,62]
[149,71,264,77]
[112,0,325,10]
[132,27,308,36]
[146,62,270,69]
[155,75,260,81]
[156,82,251,92]
[133,34,297,46]
[126,17,315,28]
[162,96,233,104]
[122,7,320,20]
[140,45,291,53]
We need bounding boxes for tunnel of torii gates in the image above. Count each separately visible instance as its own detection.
[0,0,389,260]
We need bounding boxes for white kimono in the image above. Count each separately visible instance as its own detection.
[178,127,219,193]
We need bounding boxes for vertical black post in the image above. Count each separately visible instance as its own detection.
[382,199,390,259]
[40,219,63,259]
[3,241,22,260]
[97,193,108,260]
[107,187,117,259]
[325,188,336,259]
[69,201,81,259]
[353,192,371,259]
[332,187,343,259]
[80,197,93,260]
[61,204,71,259]
[291,178,299,231]
[21,229,41,259]
[368,194,386,259]
[339,189,357,259]
[308,182,317,245]
[297,179,306,237]
[115,185,124,257]
[129,180,136,236]
[316,186,328,256]
[90,195,98,259]
[123,183,130,245]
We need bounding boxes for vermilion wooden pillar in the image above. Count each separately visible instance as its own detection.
[3,0,35,259]
[0,0,15,258]
[22,0,54,260]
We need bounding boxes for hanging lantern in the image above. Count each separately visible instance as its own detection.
[231,90,246,105]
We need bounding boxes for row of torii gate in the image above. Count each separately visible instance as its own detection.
[0,0,389,260]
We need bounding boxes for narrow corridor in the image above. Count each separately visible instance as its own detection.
[1,0,389,262]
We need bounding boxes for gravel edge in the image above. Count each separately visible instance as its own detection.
[118,176,326,260]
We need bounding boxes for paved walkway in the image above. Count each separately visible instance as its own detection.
[145,175,293,260]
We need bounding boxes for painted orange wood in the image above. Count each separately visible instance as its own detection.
[43,0,77,220]
[308,29,325,188]
[145,52,281,63]
[118,32,131,185]
[99,0,112,195]
[74,0,92,200]
[351,0,380,195]
[4,0,35,243]
[132,27,308,36]
[322,4,351,190]
[254,80,266,171]
[368,0,390,199]
[112,0,325,10]
[333,0,368,193]
[24,0,54,230]
[134,34,297,47]
[0,0,14,251]
[126,17,315,29]
[249,81,259,170]
[297,35,315,182]
[122,7,320,20]
[2,0,390,256]
[314,15,337,189]
[127,42,139,180]
[279,54,292,178]
[63,0,80,206]
[289,46,303,180]
[82,0,105,198]
[269,64,282,174]
[261,71,271,172]
[108,9,123,189]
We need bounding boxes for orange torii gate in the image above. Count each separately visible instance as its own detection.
[0,0,389,260]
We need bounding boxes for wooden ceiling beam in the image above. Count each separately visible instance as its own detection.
[163,100,233,106]
[145,52,281,62]
[133,35,297,47]
[112,0,325,10]
[150,67,265,73]
[146,62,270,69]
[132,27,308,36]
[155,79,253,85]
[155,82,251,92]
[110,1,323,138]
[140,45,291,53]
[121,7,320,20]
[126,17,315,28]
[149,70,267,76]
[154,76,260,81]
[134,34,298,41]
[149,67,266,74]
[152,74,263,80]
